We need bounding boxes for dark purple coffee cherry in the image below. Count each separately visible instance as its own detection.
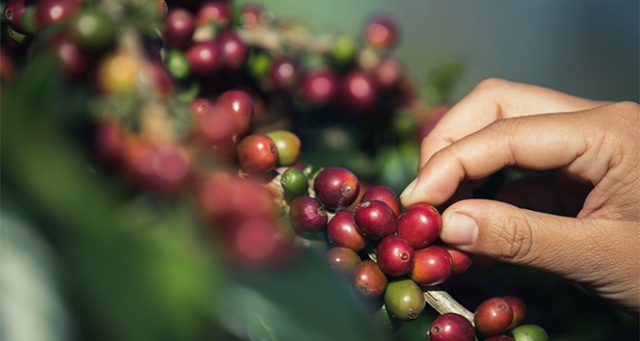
[325,246,361,276]
[313,167,360,211]
[397,203,442,249]
[376,235,414,276]
[301,68,338,106]
[4,0,30,34]
[268,55,298,89]
[289,195,328,234]
[217,30,248,70]
[341,70,378,112]
[474,297,514,337]
[503,296,526,330]
[327,210,366,251]
[429,313,475,341]
[352,260,387,298]
[215,90,253,135]
[354,200,397,240]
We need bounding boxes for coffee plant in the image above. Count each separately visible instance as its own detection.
[2,1,637,340]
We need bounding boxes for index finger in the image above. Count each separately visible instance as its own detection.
[420,78,607,168]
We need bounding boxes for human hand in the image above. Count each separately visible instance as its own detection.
[400,78,640,313]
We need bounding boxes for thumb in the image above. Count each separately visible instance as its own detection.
[440,199,592,277]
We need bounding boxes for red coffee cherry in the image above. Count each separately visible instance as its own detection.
[197,0,231,27]
[4,0,29,34]
[361,185,401,217]
[162,8,195,50]
[376,235,414,276]
[224,216,290,269]
[194,105,238,160]
[484,336,515,341]
[474,297,514,337]
[341,70,378,112]
[289,195,328,234]
[362,14,399,49]
[215,90,254,136]
[313,167,360,211]
[268,55,298,90]
[35,0,82,29]
[397,203,442,249]
[354,200,397,240]
[186,41,222,77]
[441,244,473,275]
[236,134,278,174]
[429,313,475,341]
[301,68,338,106]
[217,30,248,71]
[409,245,452,286]
[503,296,527,330]
[352,260,387,298]
[326,210,366,252]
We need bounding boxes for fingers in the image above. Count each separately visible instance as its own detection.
[419,78,607,168]
[439,199,640,313]
[401,108,613,207]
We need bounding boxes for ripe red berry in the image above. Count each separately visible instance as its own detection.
[441,244,473,275]
[341,70,378,112]
[429,313,475,341]
[4,0,29,34]
[376,235,414,276]
[215,90,254,136]
[186,41,222,77]
[474,297,514,337]
[397,203,442,249]
[268,55,298,89]
[313,167,360,211]
[197,1,231,27]
[374,57,404,91]
[327,210,366,251]
[301,68,338,106]
[361,185,401,217]
[237,134,278,174]
[225,217,290,269]
[217,31,248,70]
[35,0,82,29]
[194,105,238,160]
[363,14,399,50]
[352,260,387,298]
[162,8,195,50]
[354,200,397,240]
[409,245,452,286]
[503,296,526,330]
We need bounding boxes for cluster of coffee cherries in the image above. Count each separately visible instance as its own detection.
[2,1,548,340]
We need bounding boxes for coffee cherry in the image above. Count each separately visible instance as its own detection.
[353,200,397,240]
[194,105,237,159]
[266,130,301,167]
[215,90,253,136]
[35,0,82,29]
[225,217,290,268]
[48,32,89,79]
[373,57,404,91]
[93,119,126,167]
[186,41,222,77]
[503,296,526,330]
[97,50,141,93]
[352,260,387,298]
[288,195,328,234]
[330,35,357,67]
[376,235,414,276]
[474,297,514,337]
[4,0,29,34]
[326,210,366,252]
[196,1,231,27]
[428,313,475,341]
[238,3,265,28]
[509,324,548,341]
[363,14,399,50]
[217,30,247,70]
[361,185,401,217]
[268,55,298,89]
[409,245,452,286]
[383,278,425,321]
[325,246,361,276]
[313,167,360,211]
[236,134,278,174]
[280,167,308,198]
[162,8,195,50]
[301,68,338,106]
[397,203,442,249]
[164,49,190,80]
[342,70,378,112]
[441,244,473,275]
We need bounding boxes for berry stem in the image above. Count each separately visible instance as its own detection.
[423,287,475,325]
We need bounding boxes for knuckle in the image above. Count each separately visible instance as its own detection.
[490,211,536,263]
[474,77,510,92]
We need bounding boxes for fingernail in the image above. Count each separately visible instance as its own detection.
[442,211,478,245]
[400,179,417,200]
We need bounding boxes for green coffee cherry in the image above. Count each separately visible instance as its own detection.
[383,278,425,321]
[330,35,357,67]
[165,49,190,80]
[266,129,301,166]
[510,324,549,341]
[69,8,116,52]
[280,167,309,197]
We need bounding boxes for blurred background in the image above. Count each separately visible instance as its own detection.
[240,0,638,102]
[2,1,638,341]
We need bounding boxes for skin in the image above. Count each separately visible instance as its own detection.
[400,78,640,313]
